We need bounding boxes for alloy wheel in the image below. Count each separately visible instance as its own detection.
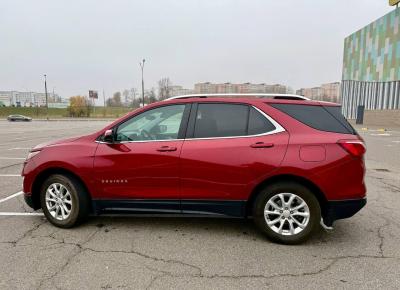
[264,193,310,236]
[45,183,73,221]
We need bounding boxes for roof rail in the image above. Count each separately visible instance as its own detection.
[164,93,310,101]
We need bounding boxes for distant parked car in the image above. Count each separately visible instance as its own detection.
[7,115,32,122]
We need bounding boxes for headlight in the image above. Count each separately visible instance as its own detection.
[27,150,41,160]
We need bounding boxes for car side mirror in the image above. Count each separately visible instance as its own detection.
[103,129,114,143]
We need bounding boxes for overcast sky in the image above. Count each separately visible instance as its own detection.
[0,0,394,101]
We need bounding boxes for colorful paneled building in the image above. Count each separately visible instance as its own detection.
[341,7,400,118]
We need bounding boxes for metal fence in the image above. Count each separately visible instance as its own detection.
[341,80,400,119]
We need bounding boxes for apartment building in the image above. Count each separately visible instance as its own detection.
[169,85,195,96]
[321,82,341,103]
[194,82,287,94]
[296,82,340,103]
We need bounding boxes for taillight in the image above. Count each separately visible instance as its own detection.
[337,140,366,157]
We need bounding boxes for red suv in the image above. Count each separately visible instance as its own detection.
[22,94,366,244]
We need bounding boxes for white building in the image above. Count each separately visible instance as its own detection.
[169,85,195,96]
[0,91,11,106]
[0,91,61,107]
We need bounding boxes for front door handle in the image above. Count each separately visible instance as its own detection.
[157,146,177,152]
[250,142,274,148]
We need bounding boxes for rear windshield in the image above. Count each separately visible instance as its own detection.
[270,104,357,135]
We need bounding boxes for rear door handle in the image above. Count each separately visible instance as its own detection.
[157,146,177,152]
[250,142,274,148]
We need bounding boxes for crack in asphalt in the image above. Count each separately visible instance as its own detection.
[377,220,389,257]
[140,254,400,289]
[1,218,399,289]
[367,174,400,192]
[0,168,398,288]
[0,220,347,286]
[2,201,399,288]
[82,247,203,274]
[2,219,47,247]
[36,227,101,290]
[144,270,167,290]
[0,162,23,170]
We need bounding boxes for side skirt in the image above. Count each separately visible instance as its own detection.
[92,199,246,217]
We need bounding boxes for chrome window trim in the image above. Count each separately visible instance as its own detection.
[95,105,285,144]
[95,138,184,144]
[185,106,285,141]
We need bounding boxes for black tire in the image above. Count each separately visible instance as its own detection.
[253,181,321,244]
[40,174,90,228]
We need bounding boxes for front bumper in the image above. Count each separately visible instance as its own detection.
[23,193,39,210]
[323,198,367,227]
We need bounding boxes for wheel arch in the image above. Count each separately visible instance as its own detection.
[30,167,92,211]
[245,174,327,217]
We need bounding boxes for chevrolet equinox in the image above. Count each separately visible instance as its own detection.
[22,94,366,244]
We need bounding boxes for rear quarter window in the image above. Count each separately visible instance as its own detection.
[248,107,276,135]
[270,103,356,134]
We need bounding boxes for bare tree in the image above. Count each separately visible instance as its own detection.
[158,77,172,100]
[130,87,137,107]
[146,88,157,104]
[122,89,130,105]
[106,92,122,107]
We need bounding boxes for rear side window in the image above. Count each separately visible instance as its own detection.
[194,104,248,138]
[270,104,356,134]
[193,104,277,138]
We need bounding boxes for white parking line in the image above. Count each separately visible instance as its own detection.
[7,148,31,151]
[370,133,392,136]
[0,157,26,160]
[0,190,43,216]
[0,191,23,203]
[0,174,21,177]
[0,212,44,216]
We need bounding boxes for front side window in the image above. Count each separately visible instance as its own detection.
[116,105,185,141]
[193,104,276,138]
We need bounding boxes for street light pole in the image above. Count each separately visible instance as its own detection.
[44,74,48,120]
[140,59,145,107]
[103,89,106,117]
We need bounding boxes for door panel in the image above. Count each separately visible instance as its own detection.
[93,141,183,199]
[180,102,289,202]
[93,104,189,201]
[180,132,289,201]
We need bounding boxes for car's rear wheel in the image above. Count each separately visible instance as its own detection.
[253,182,321,244]
[40,174,90,228]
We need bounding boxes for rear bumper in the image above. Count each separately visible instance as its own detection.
[323,198,366,226]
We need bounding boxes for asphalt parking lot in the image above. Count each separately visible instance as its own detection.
[0,120,399,289]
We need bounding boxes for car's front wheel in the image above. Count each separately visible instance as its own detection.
[40,174,90,228]
[253,182,321,244]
